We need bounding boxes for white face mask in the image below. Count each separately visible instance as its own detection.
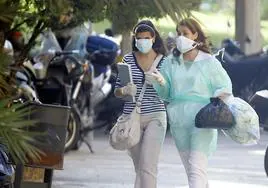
[176,35,198,54]
[135,39,153,54]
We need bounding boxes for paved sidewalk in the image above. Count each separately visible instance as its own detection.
[52,130,268,188]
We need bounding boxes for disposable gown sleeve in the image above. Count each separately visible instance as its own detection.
[152,57,172,101]
[209,58,233,97]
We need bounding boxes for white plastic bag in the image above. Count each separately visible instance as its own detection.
[222,96,260,145]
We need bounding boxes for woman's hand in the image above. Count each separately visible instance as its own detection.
[217,93,232,102]
[145,70,166,86]
[121,83,137,96]
[114,83,137,98]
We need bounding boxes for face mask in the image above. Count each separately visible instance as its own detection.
[176,35,198,54]
[135,39,153,54]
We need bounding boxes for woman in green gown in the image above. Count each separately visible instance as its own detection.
[147,18,233,188]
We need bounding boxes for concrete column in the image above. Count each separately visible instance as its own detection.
[235,0,261,55]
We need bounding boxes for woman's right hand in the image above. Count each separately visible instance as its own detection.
[121,83,137,96]
[145,70,166,86]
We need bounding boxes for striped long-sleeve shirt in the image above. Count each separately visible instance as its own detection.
[116,53,166,115]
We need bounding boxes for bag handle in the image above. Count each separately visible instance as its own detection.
[150,54,163,72]
[136,54,163,106]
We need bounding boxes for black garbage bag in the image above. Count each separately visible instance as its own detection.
[195,97,235,129]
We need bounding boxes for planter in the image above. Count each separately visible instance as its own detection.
[24,102,71,170]
[14,102,71,188]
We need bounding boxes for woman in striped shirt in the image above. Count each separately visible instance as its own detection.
[114,20,167,188]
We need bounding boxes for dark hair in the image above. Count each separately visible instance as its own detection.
[105,28,113,37]
[132,20,166,55]
[176,18,211,54]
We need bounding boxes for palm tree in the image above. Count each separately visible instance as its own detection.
[0,0,42,164]
[0,55,43,164]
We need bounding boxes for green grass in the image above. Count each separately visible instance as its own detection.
[92,19,111,34]
[92,11,268,48]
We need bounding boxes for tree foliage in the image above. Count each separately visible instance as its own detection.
[1,0,202,58]
[0,51,43,163]
[107,0,202,33]
[105,0,201,54]
[261,0,268,20]
[0,0,55,163]
[50,0,107,30]
[0,100,44,163]
[0,0,105,63]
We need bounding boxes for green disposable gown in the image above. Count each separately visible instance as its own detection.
[153,51,232,156]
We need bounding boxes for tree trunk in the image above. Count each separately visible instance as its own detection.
[120,30,132,55]
[235,0,261,55]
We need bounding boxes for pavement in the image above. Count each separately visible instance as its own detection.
[52,129,268,188]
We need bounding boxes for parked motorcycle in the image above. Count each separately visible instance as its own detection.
[220,38,268,62]
[32,30,122,153]
[68,53,114,152]
[84,35,123,133]
[62,34,123,151]
[14,30,86,152]
[0,144,14,188]
[93,62,124,134]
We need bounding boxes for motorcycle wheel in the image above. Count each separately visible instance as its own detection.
[265,145,268,176]
[64,109,81,152]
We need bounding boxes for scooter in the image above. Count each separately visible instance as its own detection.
[69,55,114,152]
[221,38,268,62]
[16,29,86,152]
[62,35,122,152]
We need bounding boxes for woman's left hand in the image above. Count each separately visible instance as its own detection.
[217,93,232,102]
